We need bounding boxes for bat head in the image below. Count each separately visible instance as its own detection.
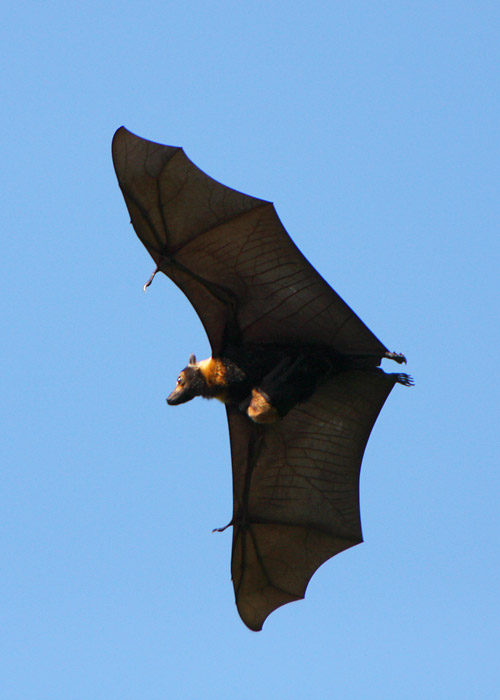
[166,354,206,405]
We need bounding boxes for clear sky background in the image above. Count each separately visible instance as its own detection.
[2,2,499,699]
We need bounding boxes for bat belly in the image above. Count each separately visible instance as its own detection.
[224,345,336,421]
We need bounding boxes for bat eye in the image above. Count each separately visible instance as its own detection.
[177,375,184,385]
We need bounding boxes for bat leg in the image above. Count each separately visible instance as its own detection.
[384,351,407,364]
[238,356,301,422]
[258,355,296,383]
[272,354,307,382]
[247,354,317,422]
[257,354,306,392]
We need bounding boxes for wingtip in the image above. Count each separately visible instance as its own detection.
[237,605,270,632]
[112,125,127,143]
[242,617,263,632]
[236,587,305,632]
[238,590,307,631]
[112,126,145,151]
[111,126,129,161]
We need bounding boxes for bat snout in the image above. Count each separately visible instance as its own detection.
[166,385,193,405]
[166,389,182,405]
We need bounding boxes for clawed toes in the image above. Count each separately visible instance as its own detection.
[396,373,414,387]
[386,351,407,364]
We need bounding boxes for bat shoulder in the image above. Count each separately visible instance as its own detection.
[198,357,246,388]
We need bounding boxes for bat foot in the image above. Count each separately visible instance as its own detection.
[213,520,233,533]
[385,351,407,364]
[395,373,414,387]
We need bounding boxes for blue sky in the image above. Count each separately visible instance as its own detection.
[2,2,499,698]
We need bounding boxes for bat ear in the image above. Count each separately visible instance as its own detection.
[189,353,197,365]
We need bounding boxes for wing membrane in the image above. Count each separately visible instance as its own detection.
[112,127,387,359]
[226,369,396,630]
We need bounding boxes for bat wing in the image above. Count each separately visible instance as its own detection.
[112,127,387,360]
[226,369,397,631]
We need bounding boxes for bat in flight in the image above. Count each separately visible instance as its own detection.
[112,127,412,631]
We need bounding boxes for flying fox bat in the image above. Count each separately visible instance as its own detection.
[112,127,412,631]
